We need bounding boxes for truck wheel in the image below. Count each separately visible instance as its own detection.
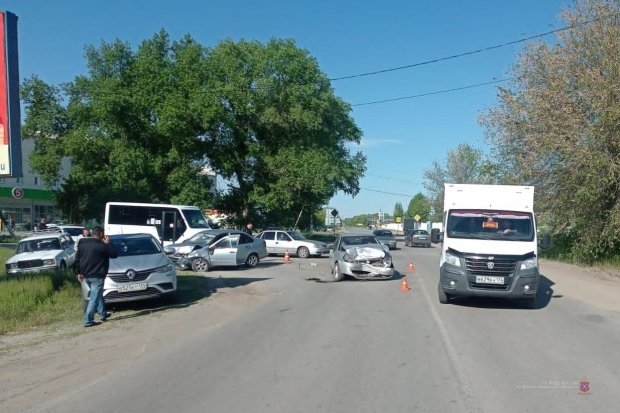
[524,297,536,309]
[438,282,450,304]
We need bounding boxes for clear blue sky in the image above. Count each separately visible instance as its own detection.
[4,0,571,218]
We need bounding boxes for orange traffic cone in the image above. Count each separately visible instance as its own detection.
[284,249,291,263]
[408,261,415,272]
[400,276,410,291]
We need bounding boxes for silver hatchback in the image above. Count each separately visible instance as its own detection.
[80,234,177,310]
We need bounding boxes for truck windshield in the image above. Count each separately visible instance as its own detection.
[446,209,535,242]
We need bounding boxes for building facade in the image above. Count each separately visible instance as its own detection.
[0,138,71,230]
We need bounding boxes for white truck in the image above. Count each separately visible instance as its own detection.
[436,184,551,309]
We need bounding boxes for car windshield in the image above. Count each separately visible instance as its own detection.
[187,231,218,244]
[112,236,162,257]
[413,230,430,236]
[447,209,535,242]
[341,236,380,246]
[374,230,393,237]
[16,238,62,253]
[182,209,210,229]
[287,231,306,241]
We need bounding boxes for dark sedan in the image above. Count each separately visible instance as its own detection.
[404,229,432,247]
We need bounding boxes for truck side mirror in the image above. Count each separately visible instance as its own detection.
[540,234,551,250]
[431,228,440,243]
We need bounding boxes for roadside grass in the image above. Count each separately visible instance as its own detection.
[0,246,211,335]
[538,233,620,272]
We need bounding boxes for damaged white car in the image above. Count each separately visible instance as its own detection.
[327,233,396,282]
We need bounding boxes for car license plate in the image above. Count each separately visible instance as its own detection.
[418,237,427,240]
[475,276,504,284]
[117,283,147,293]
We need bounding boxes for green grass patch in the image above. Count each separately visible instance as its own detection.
[0,243,214,335]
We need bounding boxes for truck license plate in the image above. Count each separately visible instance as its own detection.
[117,283,148,293]
[476,276,504,285]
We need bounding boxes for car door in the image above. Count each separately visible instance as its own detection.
[274,231,295,254]
[260,231,277,253]
[208,236,238,267]
[236,233,256,263]
[61,235,76,266]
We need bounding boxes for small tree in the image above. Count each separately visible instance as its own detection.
[393,202,404,219]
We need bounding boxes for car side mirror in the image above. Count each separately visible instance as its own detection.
[163,247,175,255]
[431,228,440,243]
[208,247,215,255]
[327,244,334,250]
[539,234,551,250]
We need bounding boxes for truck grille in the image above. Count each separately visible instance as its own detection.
[18,259,44,269]
[465,258,516,277]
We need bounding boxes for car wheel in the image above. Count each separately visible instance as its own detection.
[192,258,210,272]
[245,253,259,268]
[297,246,310,259]
[332,263,345,282]
[438,282,451,304]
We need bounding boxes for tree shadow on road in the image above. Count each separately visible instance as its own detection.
[447,274,558,310]
[105,275,271,321]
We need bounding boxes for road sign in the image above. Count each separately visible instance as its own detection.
[395,216,402,223]
[414,214,421,221]
[331,209,339,217]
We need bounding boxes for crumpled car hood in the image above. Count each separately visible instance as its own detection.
[344,244,387,261]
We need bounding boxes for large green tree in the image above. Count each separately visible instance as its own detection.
[479,0,620,263]
[20,31,214,221]
[422,143,496,220]
[201,38,366,225]
[406,192,431,222]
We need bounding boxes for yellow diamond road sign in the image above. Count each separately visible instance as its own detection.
[414,214,421,221]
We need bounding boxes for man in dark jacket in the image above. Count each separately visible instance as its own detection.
[75,226,118,327]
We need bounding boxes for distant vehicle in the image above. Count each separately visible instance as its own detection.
[404,229,431,247]
[57,225,86,240]
[438,184,551,309]
[327,232,394,281]
[256,230,329,258]
[402,218,418,234]
[79,233,177,310]
[5,231,77,274]
[372,229,397,250]
[166,230,268,271]
[104,202,211,246]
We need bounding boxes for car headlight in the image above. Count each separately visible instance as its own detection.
[384,254,392,266]
[154,263,174,274]
[177,246,195,254]
[6,263,18,270]
[520,257,538,270]
[445,252,459,266]
[43,259,56,266]
[342,253,354,263]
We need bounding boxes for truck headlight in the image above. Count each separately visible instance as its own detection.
[43,259,56,266]
[520,257,537,270]
[445,252,459,266]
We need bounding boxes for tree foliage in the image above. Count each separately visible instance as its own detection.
[393,202,404,219]
[406,192,431,222]
[201,38,365,225]
[20,33,366,225]
[422,143,496,220]
[479,0,620,263]
[20,31,214,221]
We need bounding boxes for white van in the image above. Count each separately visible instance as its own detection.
[437,184,551,309]
[104,202,211,246]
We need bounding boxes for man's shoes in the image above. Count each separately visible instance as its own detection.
[84,321,101,328]
[100,312,112,322]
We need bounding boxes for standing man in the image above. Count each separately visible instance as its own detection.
[243,222,253,235]
[36,218,47,232]
[75,226,118,327]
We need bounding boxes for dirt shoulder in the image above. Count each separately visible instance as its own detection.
[0,275,279,412]
[540,258,620,313]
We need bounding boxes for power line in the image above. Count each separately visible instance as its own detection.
[329,12,620,81]
[351,77,512,107]
[360,187,415,197]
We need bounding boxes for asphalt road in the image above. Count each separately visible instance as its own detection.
[28,229,620,413]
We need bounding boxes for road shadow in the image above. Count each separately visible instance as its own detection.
[105,276,271,320]
[447,274,557,310]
